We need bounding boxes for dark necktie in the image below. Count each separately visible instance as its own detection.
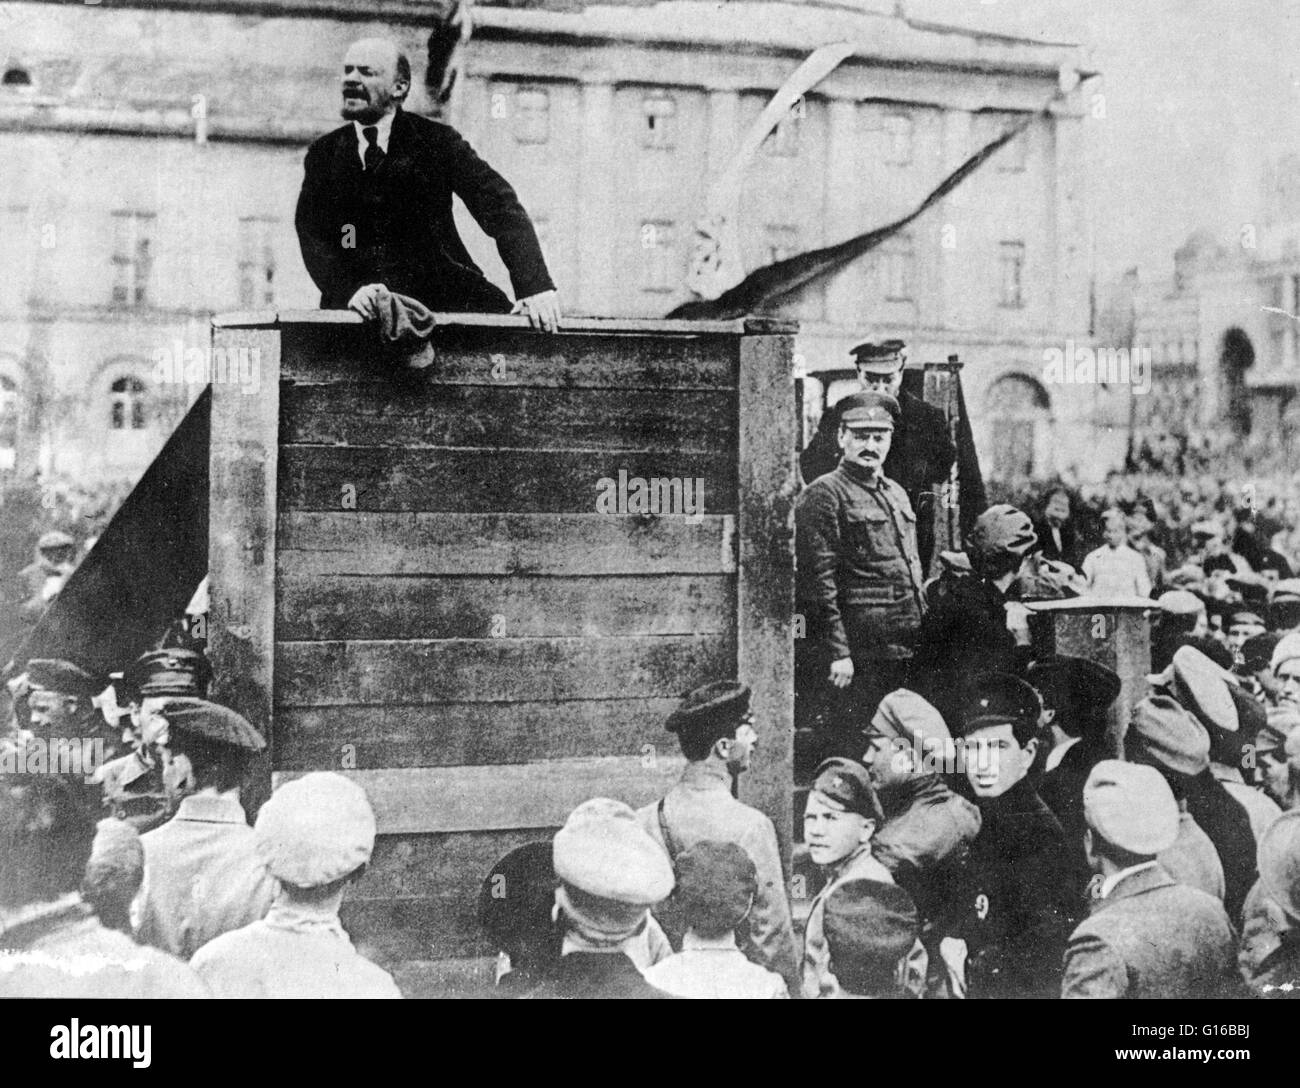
[363,126,384,173]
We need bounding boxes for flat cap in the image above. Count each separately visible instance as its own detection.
[868,688,952,750]
[838,391,899,430]
[1191,520,1223,538]
[1258,810,1300,925]
[849,339,906,372]
[478,840,558,949]
[1026,655,1121,719]
[122,648,212,701]
[664,680,750,738]
[1228,610,1266,629]
[1166,646,1238,735]
[36,530,75,550]
[1157,590,1205,617]
[957,672,1042,735]
[673,840,758,932]
[1127,695,1210,777]
[1271,633,1300,674]
[967,505,1038,562]
[552,798,673,906]
[157,698,266,752]
[810,758,882,821]
[1165,566,1205,591]
[1241,631,1284,673]
[1259,705,1300,749]
[1228,684,1267,741]
[26,658,104,698]
[1271,578,1300,600]
[1268,597,1300,631]
[823,879,920,996]
[1084,760,1179,856]
[256,772,376,888]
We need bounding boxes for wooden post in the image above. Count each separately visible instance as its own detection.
[207,320,281,818]
[737,324,797,871]
[1024,597,1154,758]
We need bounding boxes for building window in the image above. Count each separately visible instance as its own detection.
[639,220,677,292]
[0,376,18,471]
[110,212,155,307]
[881,113,912,166]
[237,216,277,309]
[642,94,677,150]
[2,67,32,88]
[998,241,1025,308]
[513,87,550,145]
[109,376,147,431]
[764,224,800,265]
[880,235,915,301]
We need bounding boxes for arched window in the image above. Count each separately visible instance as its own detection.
[109,376,147,431]
[985,373,1051,479]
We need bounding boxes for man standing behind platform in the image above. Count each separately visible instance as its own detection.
[1081,509,1151,598]
[295,37,560,331]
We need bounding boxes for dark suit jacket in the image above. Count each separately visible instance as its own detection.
[525,952,674,1000]
[1032,518,1081,569]
[295,109,554,312]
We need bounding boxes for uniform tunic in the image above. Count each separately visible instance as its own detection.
[136,792,278,960]
[802,845,900,999]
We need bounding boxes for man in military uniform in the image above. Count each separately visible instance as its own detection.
[16,530,78,629]
[952,673,1077,999]
[795,391,925,763]
[801,340,955,570]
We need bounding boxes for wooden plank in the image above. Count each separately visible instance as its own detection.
[279,382,735,453]
[277,512,737,576]
[736,333,797,871]
[274,698,683,769]
[279,324,738,389]
[271,756,687,834]
[278,447,736,514]
[208,325,280,817]
[275,634,734,706]
[275,573,734,641]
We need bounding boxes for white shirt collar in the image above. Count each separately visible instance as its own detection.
[1100,859,1159,900]
[681,931,739,952]
[354,110,396,163]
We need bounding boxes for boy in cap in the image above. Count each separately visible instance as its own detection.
[822,878,922,999]
[191,772,401,998]
[135,699,277,959]
[801,757,921,998]
[795,390,925,759]
[1239,810,1300,998]
[637,680,799,992]
[544,798,676,999]
[952,673,1077,999]
[1061,761,1237,999]
[644,841,788,998]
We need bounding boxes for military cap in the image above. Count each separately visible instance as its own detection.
[1271,633,1300,673]
[157,698,266,751]
[1126,695,1210,777]
[1179,634,1235,673]
[1268,597,1300,632]
[1272,578,1300,600]
[1226,685,1266,744]
[1191,520,1223,539]
[26,658,105,698]
[255,772,376,888]
[956,672,1042,736]
[810,758,882,821]
[1163,645,1239,735]
[1227,578,1269,612]
[868,688,952,751]
[673,840,758,934]
[552,798,673,906]
[849,339,906,372]
[1258,551,1294,578]
[1157,590,1205,617]
[1228,610,1266,630]
[1084,760,1179,856]
[122,649,212,701]
[823,879,920,996]
[967,505,1038,563]
[1241,631,1284,673]
[1258,810,1300,925]
[1026,655,1121,720]
[1258,705,1300,749]
[477,841,559,957]
[838,391,899,431]
[664,680,750,740]
[36,529,75,551]
[1165,566,1205,591]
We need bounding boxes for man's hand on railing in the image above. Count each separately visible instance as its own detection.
[512,289,561,333]
[347,283,386,320]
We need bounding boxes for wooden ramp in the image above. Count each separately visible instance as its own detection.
[207,311,798,979]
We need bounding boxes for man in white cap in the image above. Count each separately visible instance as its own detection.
[1061,761,1237,998]
[190,772,400,998]
[542,797,676,999]
[1273,632,1300,709]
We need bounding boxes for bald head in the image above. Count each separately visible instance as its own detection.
[340,38,411,123]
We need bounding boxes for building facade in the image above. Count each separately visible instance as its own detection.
[0,0,1096,486]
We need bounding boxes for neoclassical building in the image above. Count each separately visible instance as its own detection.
[0,0,1097,484]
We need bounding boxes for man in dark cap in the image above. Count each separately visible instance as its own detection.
[1238,631,1284,704]
[1061,762,1237,998]
[1268,579,1300,632]
[637,679,798,993]
[135,698,277,959]
[823,879,923,999]
[1253,706,1300,810]
[22,659,107,741]
[478,840,562,996]
[800,339,955,571]
[795,391,925,759]
[16,530,78,628]
[1032,487,1081,569]
[952,673,1077,999]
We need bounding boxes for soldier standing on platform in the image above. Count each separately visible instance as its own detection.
[795,392,925,762]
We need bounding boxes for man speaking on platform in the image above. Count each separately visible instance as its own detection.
[295,37,560,331]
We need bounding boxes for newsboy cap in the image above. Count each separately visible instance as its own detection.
[673,840,758,934]
[25,659,104,698]
[849,339,906,372]
[256,772,376,888]
[1126,695,1210,778]
[868,688,952,750]
[1258,810,1300,925]
[823,879,920,997]
[1271,633,1300,674]
[36,530,75,551]
[838,391,899,431]
[1084,760,1179,856]
[552,798,674,906]
[1271,578,1300,600]
[1026,655,1121,724]
[810,758,882,821]
[157,698,267,752]
[1241,631,1284,674]
[664,680,750,740]
[477,840,558,951]
[1157,590,1205,617]
[1163,646,1238,735]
